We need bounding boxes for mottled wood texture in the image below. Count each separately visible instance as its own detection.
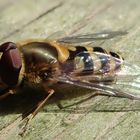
[0,0,140,139]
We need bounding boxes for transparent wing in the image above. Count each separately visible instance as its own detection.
[56,75,140,100]
[47,30,67,40]
[53,52,140,100]
[57,30,128,44]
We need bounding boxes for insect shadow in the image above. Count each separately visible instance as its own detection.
[0,84,140,117]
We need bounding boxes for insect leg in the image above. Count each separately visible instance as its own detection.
[19,89,55,136]
[28,89,55,121]
[55,101,64,109]
[0,92,11,100]
[0,88,14,100]
[110,90,140,100]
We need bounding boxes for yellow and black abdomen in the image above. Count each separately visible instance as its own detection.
[67,46,123,75]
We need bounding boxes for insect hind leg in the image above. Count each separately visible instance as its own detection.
[96,87,140,100]
[112,90,140,100]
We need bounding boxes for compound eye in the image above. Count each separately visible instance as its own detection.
[0,42,22,86]
[0,42,16,52]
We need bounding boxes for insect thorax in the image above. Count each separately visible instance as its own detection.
[20,42,59,84]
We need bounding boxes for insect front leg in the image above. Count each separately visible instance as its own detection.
[0,88,15,100]
[0,92,11,100]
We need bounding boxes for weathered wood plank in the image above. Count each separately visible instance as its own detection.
[0,0,63,41]
[0,0,15,11]
[1,0,115,42]
[0,0,140,140]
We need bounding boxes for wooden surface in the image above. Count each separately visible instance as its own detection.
[0,0,140,139]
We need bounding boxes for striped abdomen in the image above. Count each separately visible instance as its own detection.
[69,46,123,75]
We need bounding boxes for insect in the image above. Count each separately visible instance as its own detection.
[0,30,140,134]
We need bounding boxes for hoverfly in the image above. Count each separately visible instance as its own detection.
[0,30,140,134]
